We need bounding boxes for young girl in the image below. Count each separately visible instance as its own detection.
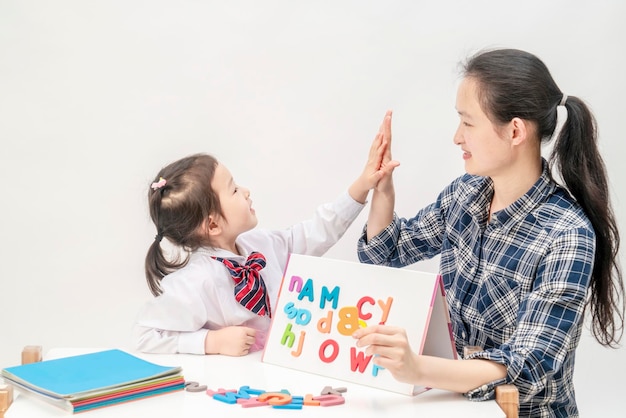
[133,128,391,356]
[353,49,624,417]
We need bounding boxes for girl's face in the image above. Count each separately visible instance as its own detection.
[453,77,515,178]
[211,162,258,239]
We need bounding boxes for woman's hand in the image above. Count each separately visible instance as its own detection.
[374,110,398,193]
[352,325,421,385]
[205,326,257,356]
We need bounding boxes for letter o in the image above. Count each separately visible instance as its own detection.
[318,339,339,363]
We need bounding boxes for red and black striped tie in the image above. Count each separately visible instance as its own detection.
[212,252,271,318]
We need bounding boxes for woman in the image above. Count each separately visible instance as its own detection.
[353,48,624,417]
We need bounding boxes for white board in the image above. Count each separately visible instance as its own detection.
[262,254,456,395]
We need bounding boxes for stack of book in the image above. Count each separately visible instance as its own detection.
[1,349,184,413]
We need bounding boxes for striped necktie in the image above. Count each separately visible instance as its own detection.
[212,252,271,318]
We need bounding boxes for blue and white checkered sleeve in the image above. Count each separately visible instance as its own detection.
[464,226,594,404]
[357,214,402,266]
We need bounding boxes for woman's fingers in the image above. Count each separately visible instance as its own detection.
[354,324,405,337]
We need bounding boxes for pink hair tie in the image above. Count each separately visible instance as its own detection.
[151,177,167,190]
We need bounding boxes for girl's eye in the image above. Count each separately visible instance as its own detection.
[463,121,472,127]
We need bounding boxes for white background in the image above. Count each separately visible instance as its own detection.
[1,1,624,415]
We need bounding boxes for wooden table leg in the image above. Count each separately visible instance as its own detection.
[496,384,519,418]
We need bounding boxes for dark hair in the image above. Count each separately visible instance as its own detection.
[462,48,624,347]
[145,153,223,296]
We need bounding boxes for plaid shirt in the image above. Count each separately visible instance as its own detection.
[357,161,594,418]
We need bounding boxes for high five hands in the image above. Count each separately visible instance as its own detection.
[366,110,400,190]
[373,110,400,192]
[350,110,401,203]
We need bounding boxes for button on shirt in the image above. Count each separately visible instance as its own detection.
[134,192,364,356]
[357,161,594,418]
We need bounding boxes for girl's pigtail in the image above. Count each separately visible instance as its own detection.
[145,238,166,296]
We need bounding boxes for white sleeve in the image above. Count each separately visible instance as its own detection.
[288,191,365,255]
[132,324,208,355]
[132,291,209,355]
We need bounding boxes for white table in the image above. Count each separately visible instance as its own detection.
[4,348,504,417]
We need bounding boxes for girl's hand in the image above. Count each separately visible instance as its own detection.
[205,326,257,356]
[352,325,421,384]
[349,110,400,203]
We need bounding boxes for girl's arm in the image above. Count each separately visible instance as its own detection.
[278,111,401,258]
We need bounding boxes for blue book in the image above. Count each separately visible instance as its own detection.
[1,349,184,413]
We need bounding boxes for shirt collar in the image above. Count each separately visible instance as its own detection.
[466,158,557,229]
[491,159,557,229]
[194,244,250,261]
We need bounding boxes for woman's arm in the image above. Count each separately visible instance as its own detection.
[352,325,506,392]
[365,111,399,240]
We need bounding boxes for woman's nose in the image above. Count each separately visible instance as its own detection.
[453,125,463,145]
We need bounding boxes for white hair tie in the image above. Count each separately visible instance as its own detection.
[550,94,568,142]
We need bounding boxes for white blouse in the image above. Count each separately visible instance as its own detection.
[133,191,364,354]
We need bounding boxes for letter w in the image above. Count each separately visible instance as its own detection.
[349,347,372,373]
